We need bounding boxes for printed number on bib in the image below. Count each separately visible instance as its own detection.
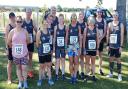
[98,29,103,38]
[70,36,78,44]
[110,34,117,44]
[88,40,96,50]
[43,43,50,53]
[29,34,33,43]
[57,37,64,47]
[14,44,23,55]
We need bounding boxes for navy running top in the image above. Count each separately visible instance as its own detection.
[109,22,121,49]
[85,28,97,51]
[68,24,79,45]
[38,31,51,56]
[78,22,86,34]
[55,25,66,49]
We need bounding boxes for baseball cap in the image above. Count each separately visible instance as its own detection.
[9,12,15,18]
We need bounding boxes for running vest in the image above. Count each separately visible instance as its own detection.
[68,24,79,45]
[38,31,51,56]
[85,28,97,51]
[12,30,28,58]
[78,21,86,34]
[96,19,104,39]
[22,19,34,43]
[9,24,14,32]
[109,22,121,49]
[55,25,66,49]
[51,16,58,27]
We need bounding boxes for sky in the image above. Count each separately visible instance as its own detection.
[0,0,117,9]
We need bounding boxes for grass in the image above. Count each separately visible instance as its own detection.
[0,36,128,89]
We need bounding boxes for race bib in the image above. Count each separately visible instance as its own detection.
[110,34,117,44]
[88,40,96,50]
[49,36,53,44]
[29,34,33,43]
[14,44,23,55]
[43,43,50,53]
[70,36,78,44]
[57,37,64,47]
[98,29,103,38]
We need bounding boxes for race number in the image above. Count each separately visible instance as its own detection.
[88,40,96,50]
[29,34,33,43]
[110,34,117,44]
[43,43,50,53]
[70,36,78,44]
[57,37,64,47]
[14,44,23,55]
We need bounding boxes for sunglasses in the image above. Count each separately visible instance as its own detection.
[17,21,22,23]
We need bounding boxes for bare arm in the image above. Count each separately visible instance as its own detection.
[120,23,124,47]
[25,29,30,44]
[78,26,82,48]
[33,20,38,33]
[106,23,111,46]
[83,28,87,49]
[36,30,41,48]
[53,26,57,48]
[65,25,69,46]
[5,25,10,48]
[103,19,107,39]
[96,28,99,49]
[7,30,14,48]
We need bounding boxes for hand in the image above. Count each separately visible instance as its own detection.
[106,46,109,51]
[119,47,122,53]
[5,49,8,55]
[79,49,81,56]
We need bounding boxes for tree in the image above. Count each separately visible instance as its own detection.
[57,5,63,12]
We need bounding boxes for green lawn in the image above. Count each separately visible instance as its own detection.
[0,36,128,89]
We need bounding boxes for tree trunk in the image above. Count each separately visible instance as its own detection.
[116,0,126,27]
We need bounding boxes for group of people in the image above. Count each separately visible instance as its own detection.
[5,6,124,89]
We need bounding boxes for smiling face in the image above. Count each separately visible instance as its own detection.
[71,13,77,24]
[96,11,102,17]
[16,16,23,27]
[79,12,84,21]
[112,11,119,21]
[51,6,56,16]
[42,20,48,30]
[47,15,53,24]
[58,14,64,25]
[88,16,96,27]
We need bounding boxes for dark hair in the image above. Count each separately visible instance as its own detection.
[9,12,15,18]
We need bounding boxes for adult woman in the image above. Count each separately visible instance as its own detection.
[66,13,81,84]
[83,15,99,81]
[36,20,54,86]
[78,11,87,79]
[54,14,67,80]
[106,10,124,81]
[96,9,107,75]
[5,12,16,84]
[7,16,29,88]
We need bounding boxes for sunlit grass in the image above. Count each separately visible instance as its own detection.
[0,36,128,89]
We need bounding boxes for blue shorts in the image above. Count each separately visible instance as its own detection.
[55,48,65,59]
[68,50,79,57]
